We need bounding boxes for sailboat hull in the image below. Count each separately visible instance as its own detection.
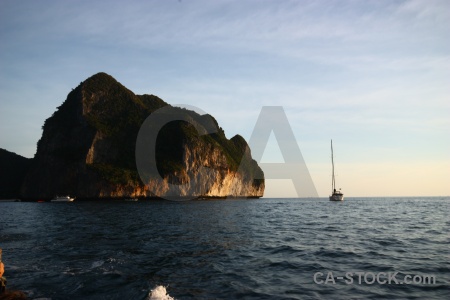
[329,193,344,201]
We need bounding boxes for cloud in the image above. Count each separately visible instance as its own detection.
[1,0,449,198]
[397,0,450,22]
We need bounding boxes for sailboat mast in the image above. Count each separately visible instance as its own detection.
[331,139,335,194]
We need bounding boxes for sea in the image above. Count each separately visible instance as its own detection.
[0,197,449,300]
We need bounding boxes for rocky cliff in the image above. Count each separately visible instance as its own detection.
[20,73,264,199]
[0,148,32,199]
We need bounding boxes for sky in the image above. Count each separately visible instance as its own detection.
[0,0,449,197]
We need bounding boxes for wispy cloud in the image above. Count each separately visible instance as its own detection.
[1,0,449,196]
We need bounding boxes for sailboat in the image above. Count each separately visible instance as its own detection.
[329,139,344,201]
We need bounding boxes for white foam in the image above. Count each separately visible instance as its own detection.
[91,260,104,269]
[148,285,175,300]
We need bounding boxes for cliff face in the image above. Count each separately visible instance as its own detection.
[20,73,264,199]
[0,148,32,198]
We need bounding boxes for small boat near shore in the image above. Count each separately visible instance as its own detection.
[51,196,75,202]
[125,198,138,202]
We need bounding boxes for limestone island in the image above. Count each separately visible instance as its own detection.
[3,73,264,200]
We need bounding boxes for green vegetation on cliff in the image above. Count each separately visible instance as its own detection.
[22,72,264,197]
[37,73,167,184]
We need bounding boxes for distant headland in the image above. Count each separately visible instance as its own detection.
[0,73,264,200]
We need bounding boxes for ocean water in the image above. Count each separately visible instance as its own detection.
[0,197,449,299]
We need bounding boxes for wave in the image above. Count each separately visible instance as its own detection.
[148,285,175,300]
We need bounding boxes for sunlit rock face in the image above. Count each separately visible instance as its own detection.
[20,73,264,199]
